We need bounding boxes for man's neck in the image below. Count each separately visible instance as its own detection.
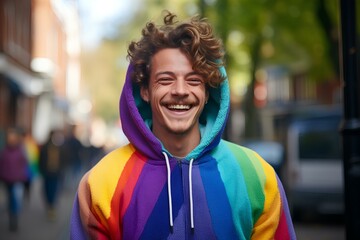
[155,128,201,158]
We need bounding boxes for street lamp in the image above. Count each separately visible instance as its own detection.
[339,0,360,239]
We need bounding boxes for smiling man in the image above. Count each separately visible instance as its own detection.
[140,48,208,157]
[70,11,296,240]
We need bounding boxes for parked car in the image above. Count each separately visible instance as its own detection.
[286,107,344,217]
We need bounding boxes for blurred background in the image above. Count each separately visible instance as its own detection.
[0,0,359,239]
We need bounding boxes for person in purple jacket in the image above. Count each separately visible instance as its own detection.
[70,11,296,239]
[0,127,30,231]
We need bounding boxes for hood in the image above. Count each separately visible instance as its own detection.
[119,64,230,161]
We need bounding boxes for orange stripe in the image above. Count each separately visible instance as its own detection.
[109,151,146,238]
[120,152,147,218]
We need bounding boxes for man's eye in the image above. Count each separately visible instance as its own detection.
[187,78,203,85]
[158,78,173,84]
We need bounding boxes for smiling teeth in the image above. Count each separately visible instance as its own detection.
[168,105,191,110]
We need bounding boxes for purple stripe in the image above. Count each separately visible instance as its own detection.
[276,175,296,239]
[70,192,87,240]
[122,161,172,239]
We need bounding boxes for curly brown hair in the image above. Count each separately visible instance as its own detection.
[127,11,226,88]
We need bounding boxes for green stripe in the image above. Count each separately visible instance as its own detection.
[242,147,267,189]
[224,141,265,224]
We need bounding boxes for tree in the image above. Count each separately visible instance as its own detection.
[201,0,341,139]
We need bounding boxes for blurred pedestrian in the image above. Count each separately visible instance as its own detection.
[82,143,106,170]
[0,127,30,231]
[38,130,65,220]
[63,125,83,188]
[71,11,295,239]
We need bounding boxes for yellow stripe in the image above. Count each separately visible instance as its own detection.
[88,144,135,219]
[251,152,281,240]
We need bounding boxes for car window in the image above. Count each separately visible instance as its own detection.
[297,115,341,161]
[299,128,341,160]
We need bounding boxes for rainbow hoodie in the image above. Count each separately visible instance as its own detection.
[70,65,296,239]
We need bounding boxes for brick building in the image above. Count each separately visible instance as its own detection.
[0,0,80,147]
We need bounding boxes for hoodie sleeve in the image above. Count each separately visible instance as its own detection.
[70,145,136,240]
[70,172,109,240]
[250,155,296,240]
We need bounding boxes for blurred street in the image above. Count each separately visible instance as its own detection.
[294,215,345,240]
[296,223,344,240]
[0,1,357,239]
[0,177,77,240]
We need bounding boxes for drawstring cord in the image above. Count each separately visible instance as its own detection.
[162,152,195,230]
[189,158,194,229]
[163,152,174,228]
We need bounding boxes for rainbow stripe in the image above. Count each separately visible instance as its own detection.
[71,141,295,239]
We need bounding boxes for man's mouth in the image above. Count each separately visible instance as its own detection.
[167,104,191,111]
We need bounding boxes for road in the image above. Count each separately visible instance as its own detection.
[0,178,345,239]
[294,215,345,240]
[0,177,76,240]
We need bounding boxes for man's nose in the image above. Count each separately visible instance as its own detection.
[171,79,189,96]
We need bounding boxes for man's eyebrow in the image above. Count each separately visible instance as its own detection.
[155,71,201,78]
[154,71,175,78]
[185,72,202,77]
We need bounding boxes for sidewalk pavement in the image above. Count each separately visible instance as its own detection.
[0,177,77,240]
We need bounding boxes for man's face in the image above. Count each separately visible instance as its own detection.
[141,48,208,140]
[7,131,20,146]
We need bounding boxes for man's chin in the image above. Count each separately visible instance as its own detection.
[164,123,198,136]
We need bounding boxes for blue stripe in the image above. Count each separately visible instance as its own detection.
[215,142,253,239]
[199,156,238,239]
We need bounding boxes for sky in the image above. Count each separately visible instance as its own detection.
[77,0,141,48]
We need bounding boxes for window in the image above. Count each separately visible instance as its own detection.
[298,116,341,160]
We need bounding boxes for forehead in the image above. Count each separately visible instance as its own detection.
[151,48,194,73]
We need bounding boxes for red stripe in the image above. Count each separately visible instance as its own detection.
[274,207,291,239]
[108,152,147,239]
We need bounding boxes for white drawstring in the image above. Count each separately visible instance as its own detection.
[189,158,195,229]
[163,152,174,228]
[163,153,195,231]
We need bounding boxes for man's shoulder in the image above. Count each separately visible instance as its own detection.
[219,140,278,192]
[220,140,258,158]
[219,140,274,171]
[102,143,136,160]
[79,144,138,193]
[86,144,136,177]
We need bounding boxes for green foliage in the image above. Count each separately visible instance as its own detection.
[80,39,126,122]
[209,0,339,83]
[199,0,341,138]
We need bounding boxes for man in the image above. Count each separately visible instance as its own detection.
[0,127,30,231]
[39,130,65,220]
[70,11,296,239]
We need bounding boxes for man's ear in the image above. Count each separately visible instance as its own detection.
[140,86,150,102]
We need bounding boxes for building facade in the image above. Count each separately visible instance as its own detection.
[0,0,81,147]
